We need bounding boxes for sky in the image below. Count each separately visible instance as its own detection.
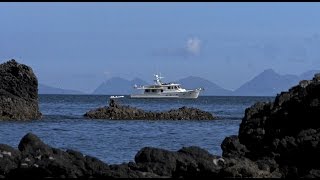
[1,2,320,93]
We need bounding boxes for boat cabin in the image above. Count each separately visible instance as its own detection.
[143,84,182,94]
[144,88,163,94]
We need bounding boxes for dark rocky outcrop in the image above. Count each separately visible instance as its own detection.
[0,133,221,178]
[0,132,278,178]
[134,146,224,178]
[84,99,215,120]
[0,133,161,178]
[222,73,320,178]
[0,59,41,120]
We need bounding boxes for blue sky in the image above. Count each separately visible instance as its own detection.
[1,2,320,93]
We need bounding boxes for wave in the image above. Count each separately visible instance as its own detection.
[51,128,69,132]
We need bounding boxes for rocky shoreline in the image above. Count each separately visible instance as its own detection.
[0,133,224,178]
[1,59,320,178]
[84,99,216,120]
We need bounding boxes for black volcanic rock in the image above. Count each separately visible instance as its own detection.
[0,59,41,120]
[0,144,21,176]
[222,72,320,178]
[84,99,215,120]
[221,135,248,158]
[0,133,221,178]
[1,133,162,178]
[134,146,223,178]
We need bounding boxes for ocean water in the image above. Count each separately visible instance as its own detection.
[0,95,274,164]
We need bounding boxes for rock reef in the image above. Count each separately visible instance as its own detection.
[84,99,215,120]
[0,59,41,120]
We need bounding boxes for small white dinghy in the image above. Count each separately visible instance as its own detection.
[110,95,124,99]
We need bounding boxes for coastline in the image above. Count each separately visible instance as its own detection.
[1,60,320,178]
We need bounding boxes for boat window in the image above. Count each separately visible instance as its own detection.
[161,89,163,92]
[168,87,171,89]
[145,89,150,92]
[152,89,156,92]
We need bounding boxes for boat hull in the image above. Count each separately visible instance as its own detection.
[130,90,200,99]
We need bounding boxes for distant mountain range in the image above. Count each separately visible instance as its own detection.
[233,69,320,96]
[233,69,298,96]
[91,76,232,96]
[38,84,84,95]
[40,69,320,96]
[176,76,232,96]
[92,77,148,95]
[92,69,320,96]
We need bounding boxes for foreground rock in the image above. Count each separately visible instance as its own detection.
[0,59,41,120]
[0,133,223,178]
[84,99,215,120]
[221,73,320,178]
[0,133,157,178]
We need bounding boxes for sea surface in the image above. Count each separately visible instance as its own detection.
[0,95,274,164]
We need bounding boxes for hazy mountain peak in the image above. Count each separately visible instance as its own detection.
[299,70,320,80]
[39,84,84,95]
[131,77,143,81]
[177,76,232,96]
[179,76,211,82]
[93,76,148,95]
[106,77,128,82]
[261,68,277,75]
[234,69,314,96]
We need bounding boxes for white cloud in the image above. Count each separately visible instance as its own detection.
[152,36,202,58]
[103,71,111,75]
[186,37,201,55]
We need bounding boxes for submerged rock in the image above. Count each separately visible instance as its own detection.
[0,59,41,120]
[84,99,215,120]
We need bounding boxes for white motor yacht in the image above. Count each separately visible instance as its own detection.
[130,74,203,99]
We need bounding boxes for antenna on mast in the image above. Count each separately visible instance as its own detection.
[153,72,164,85]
